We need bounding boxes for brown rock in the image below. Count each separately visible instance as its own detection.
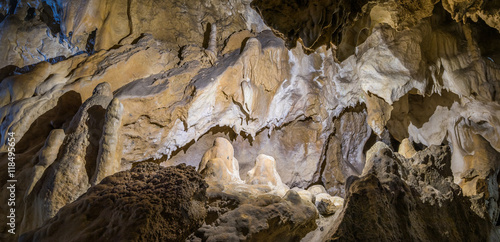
[199,137,242,184]
[315,193,344,216]
[365,92,393,136]
[91,98,124,185]
[201,157,235,186]
[199,137,235,173]
[221,30,255,55]
[20,163,208,242]
[330,144,491,241]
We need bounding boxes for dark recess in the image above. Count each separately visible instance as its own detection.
[40,1,61,37]
[362,131,378,155]
[15,91,82,154]
[85,29,97,55]
[8,0,18,15]
[202,22,212,49]
[46,55,67,64]
[0,55,68,82]
[498,172,500,226]
[138,125,254,166]
[407,91,459,129]
[413,142,426,151]
[84,105,106,182]
[24,7,35,21]
[0,65,18,83]
[251,0,368,52]
[130,33,146,45]
[471,18,500,64]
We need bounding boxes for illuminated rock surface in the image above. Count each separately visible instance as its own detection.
[0,0,500,241]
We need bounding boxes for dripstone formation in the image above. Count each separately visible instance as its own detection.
[1,0,500,241]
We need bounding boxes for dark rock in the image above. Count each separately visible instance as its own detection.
[251,0,369,52]
[331,144,491,241]
[20,163,208,242]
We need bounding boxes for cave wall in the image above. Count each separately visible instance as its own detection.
[0,0,500,240]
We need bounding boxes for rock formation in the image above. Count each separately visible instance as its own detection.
[193,138,319,241]
[19,163,208,242]
[315,193,344,216]
[190,189,318,241]
[199,137,242,184]
[245,154,289,195]
[1,0,500,241]
[327,143,494,241]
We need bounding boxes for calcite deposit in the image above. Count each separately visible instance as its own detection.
[1,0,500,241]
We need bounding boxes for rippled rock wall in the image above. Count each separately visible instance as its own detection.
[1,0,499,241]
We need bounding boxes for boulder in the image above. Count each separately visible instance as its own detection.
[20,163,208,242]
[307,184,327,196]
[292,187,315,204]
[315,193,344,216]
[330,144,491,241]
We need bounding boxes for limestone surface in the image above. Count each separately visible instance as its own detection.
[246,154,289,195]
[1,0,500,240]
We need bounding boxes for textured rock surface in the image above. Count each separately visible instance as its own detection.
[192,139,318,241]
[251,0,369,51]
[91,97,124,185]
[0,0,267,68]
[33,82,112,223]
[398,138,417,158]
[315,193,344,216]
[1,0,500,240]
[199,137,242,184]
[327,143,493,241]
[191,189,318,241]
[20,163,208,242]
[320,106,372,196]
[0,1,77,68]
[308,184,328,196]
